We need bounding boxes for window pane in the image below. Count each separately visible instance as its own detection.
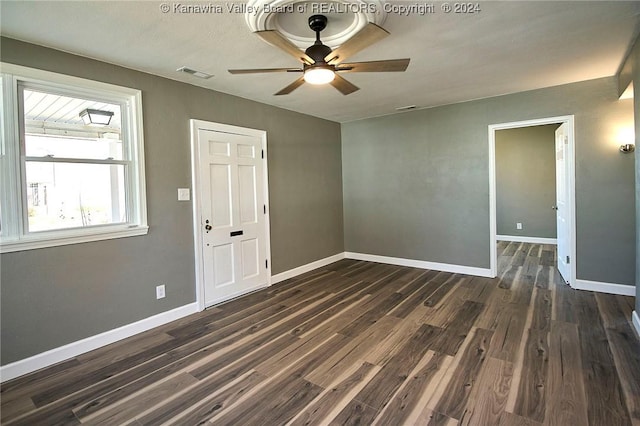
[23,89,123,160]
[26,161,126,232]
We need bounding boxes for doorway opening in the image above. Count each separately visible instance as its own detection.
[489,116,576,287]
[190,120,271,310]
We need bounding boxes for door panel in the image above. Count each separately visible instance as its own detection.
[241,238,260,278]
[197,127,268,306]
[210,164,232,227]
[237,143,255,158]
[212,243,234,286]
[238,165,257,224]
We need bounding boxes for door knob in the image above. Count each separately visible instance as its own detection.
[205,224,212,231]
[552,206,558,211]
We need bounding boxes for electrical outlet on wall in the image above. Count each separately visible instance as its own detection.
[516,222,523,230]
[156,285,166,299]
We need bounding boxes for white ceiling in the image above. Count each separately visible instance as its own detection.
[1,1,639,123]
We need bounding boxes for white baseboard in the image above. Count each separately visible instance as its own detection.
[271,252,346,285]
[496,235,557,244]
[633,311,640,339]
[0,303,199,383]
[573,279,635,296]
[344,252,493,278]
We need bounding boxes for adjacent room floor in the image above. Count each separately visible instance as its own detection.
[2,242,639,425]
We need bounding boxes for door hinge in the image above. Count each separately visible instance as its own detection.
[263,204,266,214]
[265,259,269,269]
[566,255,570,264]
[261,149,264,159]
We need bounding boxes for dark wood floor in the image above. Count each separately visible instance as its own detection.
[2,242,639,425]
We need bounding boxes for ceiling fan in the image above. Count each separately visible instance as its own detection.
[228,15,410,95]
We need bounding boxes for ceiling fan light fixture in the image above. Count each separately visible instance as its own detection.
[304,66,335,85]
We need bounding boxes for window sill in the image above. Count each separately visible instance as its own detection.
[0,225,149,253]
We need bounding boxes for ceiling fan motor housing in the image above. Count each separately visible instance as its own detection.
[305,43,332,63]
[305,15,333,63]
[308,15,328,32]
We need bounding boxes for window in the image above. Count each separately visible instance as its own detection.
[0,64,147,252]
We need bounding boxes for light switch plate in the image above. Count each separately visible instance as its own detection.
[178,188,190,201]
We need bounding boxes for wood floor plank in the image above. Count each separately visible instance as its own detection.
[207,335,352,425]
[500,411,543,425]
[427,411,459,425]
[208,376,323,426]
[487,303,527,362]
[510,270,535,306]
[512,243,531,267]
[389,270,445,318]
[435,328,494,420]
[545,320,589,426]
[77,372,199,424]
[0,357,82,398]
[2,245,638,426]
[574,291,631,426]
[423,274,462,308]
[363,303,429,365]
[513,329,549,423]
[169,370,268,425]
[539,249,555,267]
[354,324,443,410]
[501,241,519,256]
[530,289,552,332]
[595,294,640,423]
[289,361,379,426]
[498,265,519,290]
[0,396,36,424]
[339,292,405,337]
[534,266,551,289]
[329,399,380,426]
[459,357,513,426]
[462,276,495,304]
[431,300,485,356]
[372,351,448,425]
[552,274,579,324]
[305,315,400,388]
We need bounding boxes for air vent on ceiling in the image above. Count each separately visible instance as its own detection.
[395,105,417,111]
[177,67,213,79]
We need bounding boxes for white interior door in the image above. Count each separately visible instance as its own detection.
[196,125,269,307]
[555,123,571,284]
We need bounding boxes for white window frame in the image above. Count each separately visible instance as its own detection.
[0,63,148,253]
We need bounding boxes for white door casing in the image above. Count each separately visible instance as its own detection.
[191,120,270,309]
[555,123,571,283]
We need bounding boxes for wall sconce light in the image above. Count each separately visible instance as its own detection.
[620,143,635,153]
[79,108,114,126]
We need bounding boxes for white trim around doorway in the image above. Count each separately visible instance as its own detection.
[488,115,576,286]
[189,120,272,311]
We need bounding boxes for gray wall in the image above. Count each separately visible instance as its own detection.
[342,76,635,285]
[0,38,344,364]
[496,125,558,239]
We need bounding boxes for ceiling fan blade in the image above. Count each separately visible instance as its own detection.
[229,68,302,74]
[337,58,410,73]
[325,23,389,65]
[275,76,306,96]
[330,74,359,95]
[256,30,314,65]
